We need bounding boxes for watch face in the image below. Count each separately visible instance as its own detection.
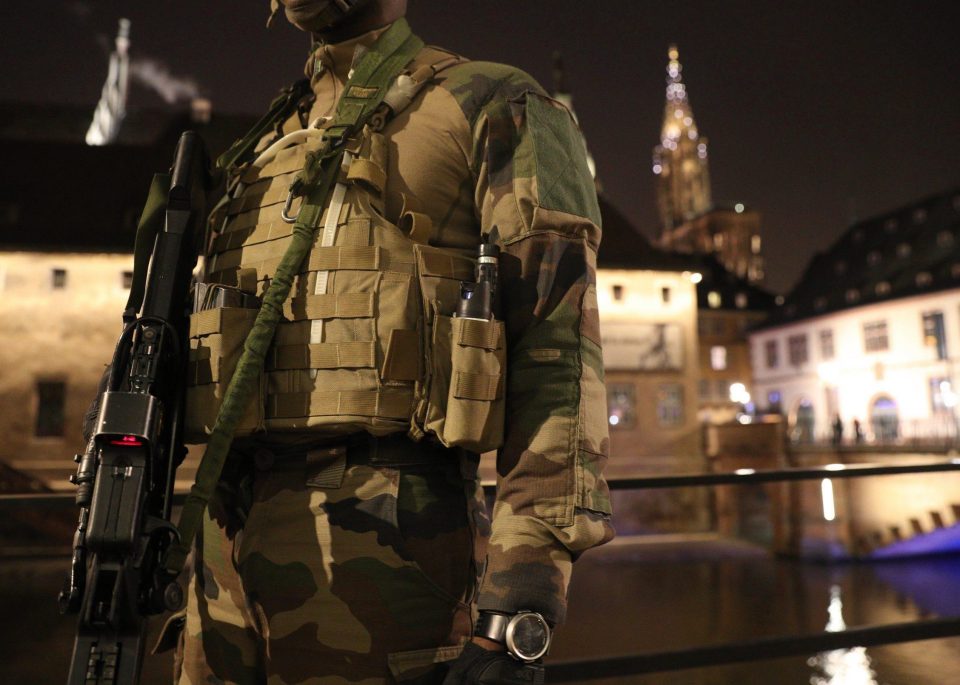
[506,613,550,661]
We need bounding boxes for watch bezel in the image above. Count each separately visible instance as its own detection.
[504,611,551,662]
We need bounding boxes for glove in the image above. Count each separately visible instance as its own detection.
[442,642,545,685]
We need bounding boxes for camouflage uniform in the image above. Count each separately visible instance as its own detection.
[177,22,613,685]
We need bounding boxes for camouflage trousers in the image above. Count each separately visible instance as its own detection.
[174,435,488,685]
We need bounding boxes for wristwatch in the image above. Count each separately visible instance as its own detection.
[475,611,552,662]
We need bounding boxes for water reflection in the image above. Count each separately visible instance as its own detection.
[807,585,882,685]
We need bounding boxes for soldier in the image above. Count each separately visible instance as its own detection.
[171,1,613,682]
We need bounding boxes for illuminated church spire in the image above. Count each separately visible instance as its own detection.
[653,44,712,236]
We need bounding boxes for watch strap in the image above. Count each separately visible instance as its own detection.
[474,611,510,644]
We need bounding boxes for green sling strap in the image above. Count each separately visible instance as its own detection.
[123,173,170,324]
[164,19,424,575]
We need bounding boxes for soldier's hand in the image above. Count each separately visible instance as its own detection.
[442,641,545,685]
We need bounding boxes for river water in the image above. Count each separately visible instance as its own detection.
[2,539,958,684]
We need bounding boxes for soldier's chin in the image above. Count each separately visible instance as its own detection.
[283,0,370,32]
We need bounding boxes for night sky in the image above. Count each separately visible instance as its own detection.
[2,1,959,293]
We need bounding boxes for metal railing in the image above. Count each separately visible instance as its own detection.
[3,457,960,679]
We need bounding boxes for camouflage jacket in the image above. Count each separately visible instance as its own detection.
[289,24,614,626]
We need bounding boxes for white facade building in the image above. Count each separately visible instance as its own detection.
[750,188,960,443]
[751,288,960,443]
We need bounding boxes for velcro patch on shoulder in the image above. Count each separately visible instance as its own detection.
[525,93,601,227]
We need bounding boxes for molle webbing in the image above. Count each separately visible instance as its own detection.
[165,19,425,576]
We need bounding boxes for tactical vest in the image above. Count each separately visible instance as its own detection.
[184,62,506,454]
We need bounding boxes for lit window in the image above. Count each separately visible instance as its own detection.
[845,289,860,303]
[661,286,671,304]
[896,243,911,258]
[875,281,891,296]
[751,235,761,254]
[121,271,134,289]
[867,251,881,267]
[606,383,636,429]
[710,345,727,371]
[922,311,947,360]
[35,380,66,437]
[912,208,927,224]
[735,292,748,309]
[814,297,827,311]
[930,378,956,414]
[52,268,67,289]
[612,284,624,301]
[657,383,685,427]
[713,234,724,250]
[937,231,954,248]
[765,339,779,369]
[707,291,721,308]
[863,320,889,352]
[819,329,835,360]
[916,271,933,287]
[788,334,809,366]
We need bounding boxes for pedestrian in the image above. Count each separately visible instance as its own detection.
[853,418,864,444]
[831,414,843,446]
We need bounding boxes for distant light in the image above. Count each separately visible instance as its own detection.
[737,414,752,425]
[653,164,662,174]
[821,478,836,521]
[825,463,846,471]
[608,415,620,426]
[775,295,785,306]
[735,468,755,475]
[735,203,745,213]
[690,272,703,284]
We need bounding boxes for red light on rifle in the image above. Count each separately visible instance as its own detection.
[109,435,144,447]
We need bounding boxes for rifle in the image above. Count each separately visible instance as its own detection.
[59,131,211,685]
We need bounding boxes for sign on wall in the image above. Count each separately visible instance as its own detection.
[601,321,684,370]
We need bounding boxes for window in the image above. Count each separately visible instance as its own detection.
[913,208,928,224]
[767,390,783,414]
[52,268,67,289]
[765,339,779,369]
[923,311,947,360]
[713,234,724,250]
[937,230,955,248]
[787,334,808,366]
[916,272,933,287]
[863,320,889,352]
[735,292,748,309]
[606,383,636,429]
[35,380,66,437]
[819,329,835,360]
[715,379,729,400]
[707,291,721,309]
[751,235,761,254]
[612,284,624,301]
[122,270,134,289]
[867,251,881,267]
[661,286,671,304]
[875,281,891,296]
[699,379,710,400]
[710,345,728,371]
[896,243,911,259]
[930,378,956,414]
[845,289,860,304]
[657,383,684,427]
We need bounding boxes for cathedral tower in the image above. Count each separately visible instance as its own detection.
[653,45,712,237]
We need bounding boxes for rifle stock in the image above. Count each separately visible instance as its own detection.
[61,131,210,685]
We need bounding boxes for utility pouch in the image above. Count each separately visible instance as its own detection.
[443,316,505,452]
[184,303,263,443]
